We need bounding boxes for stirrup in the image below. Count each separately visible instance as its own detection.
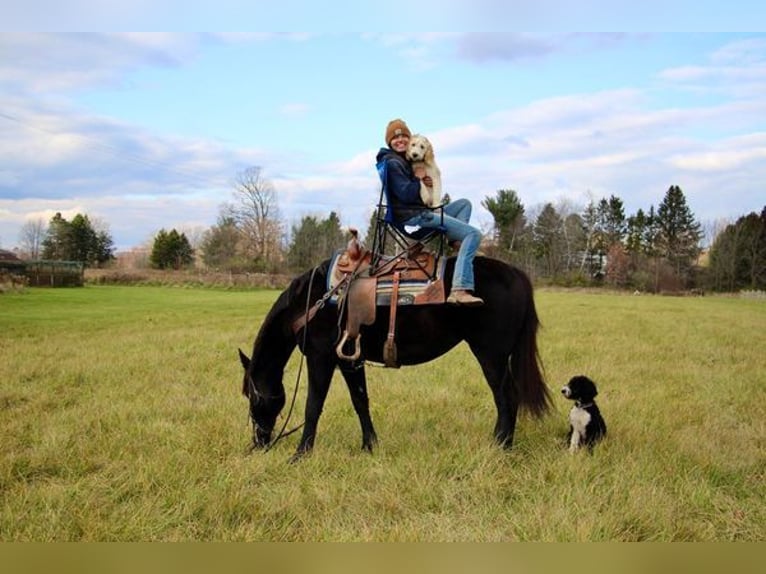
[336,330,362,361]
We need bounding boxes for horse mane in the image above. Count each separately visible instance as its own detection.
[258,259,330,336]
[243,259,331,397]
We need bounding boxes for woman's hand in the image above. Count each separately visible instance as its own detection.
[422,175,433,188]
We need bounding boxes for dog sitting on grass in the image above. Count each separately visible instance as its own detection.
[561,375,607,453]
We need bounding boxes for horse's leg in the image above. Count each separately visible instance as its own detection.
[292,353,335,461]
[338,361,378,452]
[498,372,519,449]
[472,349,518,448]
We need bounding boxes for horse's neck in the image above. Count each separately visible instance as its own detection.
[251,292,298,385]
[252,260,330,378]
[251,263,328,378]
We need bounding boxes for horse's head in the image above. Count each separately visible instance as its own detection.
[238,348,286,449]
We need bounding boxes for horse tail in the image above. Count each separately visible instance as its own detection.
[509,273,552,418]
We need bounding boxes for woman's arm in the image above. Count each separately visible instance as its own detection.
[387,157,423,205]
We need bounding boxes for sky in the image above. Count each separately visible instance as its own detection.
[2,26,765,251]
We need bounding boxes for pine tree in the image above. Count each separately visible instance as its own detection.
[656,185,702,284]
[150,229,194,269]
[533,203,565,278]
[41,212,72,260]
[708,206,766,291]
[481,189,526,259]
[201,216,241,270]
[287,212,346,271]
[40,212,114,265]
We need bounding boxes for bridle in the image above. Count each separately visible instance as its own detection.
[247,259,365,453]
[248,265,321,453]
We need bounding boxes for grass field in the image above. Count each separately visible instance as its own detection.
[1,284,764,541]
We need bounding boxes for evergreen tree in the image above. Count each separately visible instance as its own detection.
[69,214,98,264]
[481,189,526,259]
[598,195,627,247]
[150,229,194,269]
[93,229,115,266]
[579,200,600,275]
[532,203,565,278]
[41,212,72,260]
[741,206,766,289]
[201,215,242,269]
[626,208,649,255]
[40,212,114,266]
[643,205,661,259]
[286,212,346,271]
[708,207,766,291]
[656,185,702,284]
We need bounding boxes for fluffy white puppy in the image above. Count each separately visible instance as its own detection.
[406,134,442,207]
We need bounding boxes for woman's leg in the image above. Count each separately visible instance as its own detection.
[444,198,472,223]
[403,204,482,297]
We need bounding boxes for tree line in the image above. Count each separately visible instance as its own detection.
[18,166,765,292]
[482,185,764,292]
[482,185,705,291]
[18,212,115,267]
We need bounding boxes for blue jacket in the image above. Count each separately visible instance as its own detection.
[375,147,424,223]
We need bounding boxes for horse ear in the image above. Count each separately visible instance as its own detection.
[238,348,251,369]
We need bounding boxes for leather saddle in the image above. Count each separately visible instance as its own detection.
[332,229,445,367]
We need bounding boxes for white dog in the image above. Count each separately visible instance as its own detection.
[406,134,442,207]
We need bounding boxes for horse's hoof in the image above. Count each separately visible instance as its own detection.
[288,450,310,464]
[362,434,378,453]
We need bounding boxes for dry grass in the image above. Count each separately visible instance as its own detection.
[0,285,764,540]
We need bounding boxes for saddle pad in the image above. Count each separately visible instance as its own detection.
[374,268,446,305]
[327,250,447,306]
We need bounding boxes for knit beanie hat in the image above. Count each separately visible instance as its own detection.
[385,119,411,145]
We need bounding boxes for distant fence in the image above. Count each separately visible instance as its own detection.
[25,260,85,287]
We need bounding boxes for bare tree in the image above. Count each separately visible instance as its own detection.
[231,167,284,269]
[701,217,730,250]
[18,218,46,259]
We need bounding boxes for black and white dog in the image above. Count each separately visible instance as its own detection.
[561,375,607,453]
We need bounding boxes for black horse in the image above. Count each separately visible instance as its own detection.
[238,256,551,460]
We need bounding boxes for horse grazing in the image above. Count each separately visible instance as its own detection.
[238,256,551,460]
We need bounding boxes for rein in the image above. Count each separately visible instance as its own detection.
[260,265,320,452]
[253,253,369,453]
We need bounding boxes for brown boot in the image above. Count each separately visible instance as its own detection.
[446,290,484,306]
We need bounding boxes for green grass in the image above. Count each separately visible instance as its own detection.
[1,285,764,541]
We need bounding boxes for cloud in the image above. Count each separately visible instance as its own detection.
[668,133,766,171]
[0,33,204,95]
[0,99,252,201]
[455,33,559,63]
[2,33,766,252]
[659,37,766,98]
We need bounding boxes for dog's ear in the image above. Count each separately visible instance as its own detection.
[424,140,434,161]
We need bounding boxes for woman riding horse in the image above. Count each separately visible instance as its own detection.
[238,255,551,461]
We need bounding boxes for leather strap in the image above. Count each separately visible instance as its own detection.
[384,271,400,367]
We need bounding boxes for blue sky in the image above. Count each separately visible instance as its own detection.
[2,28,766,251]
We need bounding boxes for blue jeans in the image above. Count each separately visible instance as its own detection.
[402,198,482,292]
